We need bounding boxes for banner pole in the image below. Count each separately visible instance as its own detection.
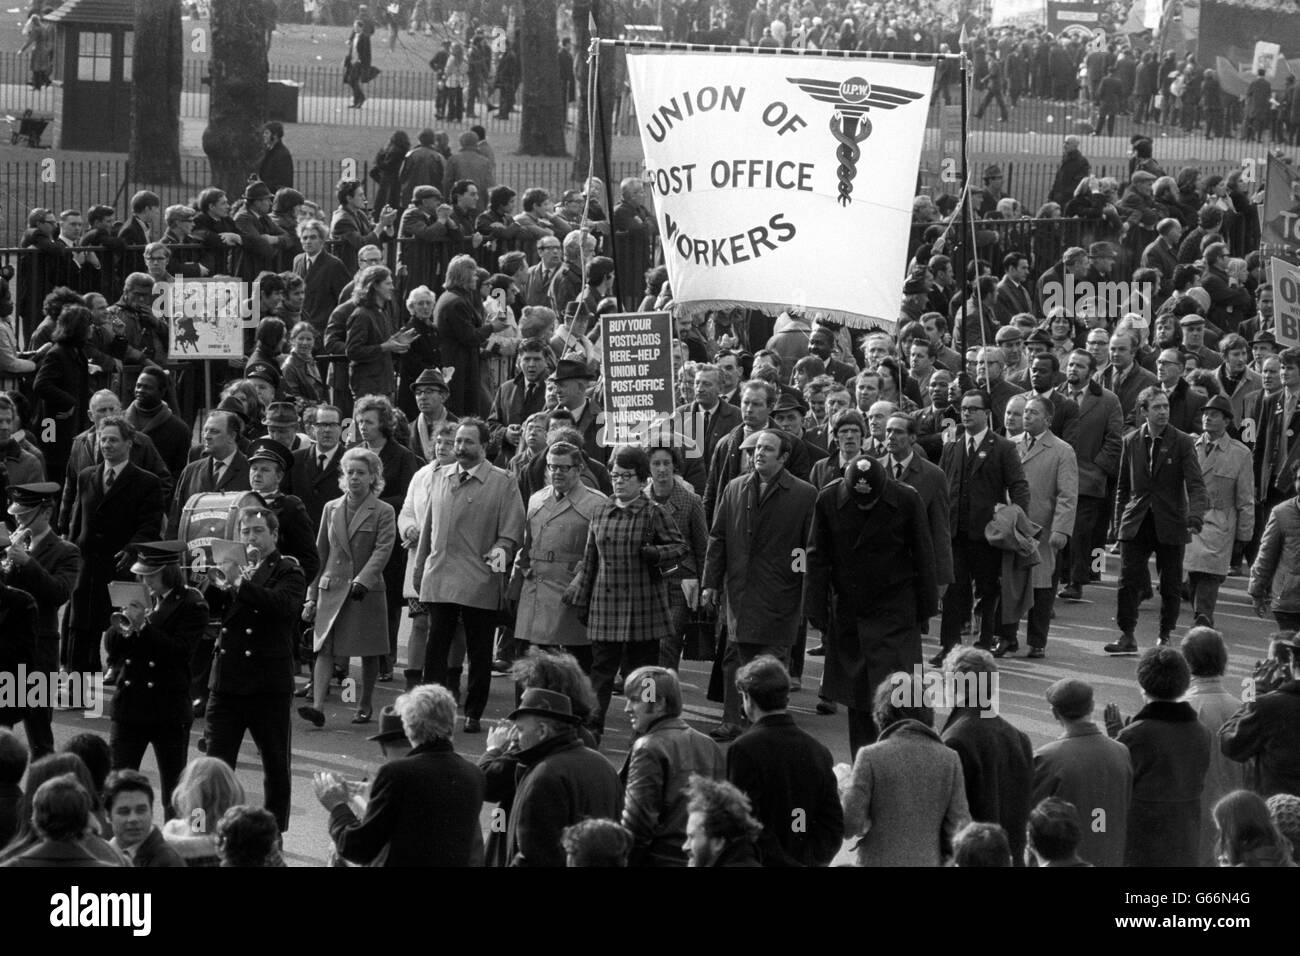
[596,38,961,61]
[591,40,623,310]
[958,55,970,368]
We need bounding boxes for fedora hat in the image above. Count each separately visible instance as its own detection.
[549,357,597,383]
[1202,395,1234,419]
[508,687,582,724]
[367,705,408,743]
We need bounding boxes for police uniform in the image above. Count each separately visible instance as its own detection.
[202,544,306,832]
[247,438,320,584]
[1,482,82,758]
[0,525,38,733]
[104,540,208,816]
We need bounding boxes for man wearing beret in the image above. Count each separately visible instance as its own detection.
[2,482,80,758]
[1032,678,1132,867]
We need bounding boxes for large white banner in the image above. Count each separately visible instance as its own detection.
[626,51,934,327]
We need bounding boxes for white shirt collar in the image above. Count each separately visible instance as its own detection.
[888,452,913,472]
[967,427,988,447]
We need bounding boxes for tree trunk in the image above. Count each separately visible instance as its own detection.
[571,0,618,185]
[202,0,271,197]
[130,0,184,185]
[519,0,567,156]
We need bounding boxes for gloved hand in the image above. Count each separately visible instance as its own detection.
[1187,516,1203,535]
[640,544,659,563]
[349,582,368,602]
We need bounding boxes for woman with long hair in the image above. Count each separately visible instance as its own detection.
[162,757,246,866]
[301,445,396,727]
[1213,790,1297,867]
[434,254,509,417]
[33,303,92,486]
[346,265,410,401]
[281,321,327,407]
[372,131,410,213]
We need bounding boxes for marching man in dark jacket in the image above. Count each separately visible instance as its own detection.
[2,482,80,758]
[104,541,208,817]
[806,455,939,758]
[506,688,622,867]
[201,505,306,832]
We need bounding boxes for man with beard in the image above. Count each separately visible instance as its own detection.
[1,482,80,757]
[681,775,763,867]
[123,366,189,482]
[1058,350,1124,602]
[806,455,938,754]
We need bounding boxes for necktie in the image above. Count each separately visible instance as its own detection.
[1026,435,1036,454]
[104,467,115,492]
[318,454,327,471]
[212,459,224,485]
[524,382,538,406]
[703,409,712,440]
[459,470,470,484]
[1149,433,1160,473]
[968,438,977,460]
[894,463,904,480]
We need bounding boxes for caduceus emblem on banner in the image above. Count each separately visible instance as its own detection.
[787,76,925,206]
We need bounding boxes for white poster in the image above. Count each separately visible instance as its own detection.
[626,51,935,327]
[155,277,249,360]
[1254,42,1282,78]
[990,0,1047,27]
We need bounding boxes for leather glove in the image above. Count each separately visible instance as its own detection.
[640,544,659,563]
[349,582,368,601]
[1187,517,1203,535]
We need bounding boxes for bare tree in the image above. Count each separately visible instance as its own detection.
[130,0,184,185]
[202,0,271,196]
[519,0,567,156]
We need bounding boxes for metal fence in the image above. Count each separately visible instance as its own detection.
[1,155,647,243]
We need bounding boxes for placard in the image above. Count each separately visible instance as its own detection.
[1270,257,1300,349]
[599,311,676,447]
[155,276,252,360]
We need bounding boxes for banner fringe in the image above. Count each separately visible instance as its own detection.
[672,299,896,332]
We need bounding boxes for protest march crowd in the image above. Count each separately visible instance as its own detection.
[0,0,1297,870]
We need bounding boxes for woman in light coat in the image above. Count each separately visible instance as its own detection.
[1249,458,1300,632]
[510,441,603,671]
[839,672,971,867]
[300,446,396,726]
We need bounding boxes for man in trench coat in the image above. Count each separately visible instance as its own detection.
[805,455,939,759]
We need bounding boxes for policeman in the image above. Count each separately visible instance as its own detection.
[0,527,38,735]
[104,540,208,817]
[1,482,81,757]
[201,505,306,832]
[246,437,319,583]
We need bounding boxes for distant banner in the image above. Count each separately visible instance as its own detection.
[1270,258,1300,349]
[625,49,934,327]
[1047,2,1116,41]
[990,0,1045,28]
[1262,154,1300,265]
[599,311,676,446]
[156,277,250,360]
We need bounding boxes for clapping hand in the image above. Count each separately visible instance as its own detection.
[312,771,350,811]
[485,722,517,754]
[1102,703,1127,738]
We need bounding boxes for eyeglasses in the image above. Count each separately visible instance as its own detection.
[546,462,576,473]
[960,404,986,412]
[145,255,170,262]
[316,420,341,428]
[610,472,638,482]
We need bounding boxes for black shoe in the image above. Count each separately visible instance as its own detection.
[463,717,482,733]
[815,698,838,715]
[102,667,120,686]
[973,640,995,652]
[1139,586,1154,601]
[807,644,826,657]
[192,700,206,720]
[1104,635,1138,655]
[294,682,312,698]
[377,672,393,682]
[196,737,208,754]
[992,640,1019,658]
[1027,647,1045,659]
[929,647,953,667]
[298,705,326,728]
[491,659,510,674]
[350,709,373,724]
[1158,633,1172,647]
[708,722,742,742]
[1058,584,1083,601]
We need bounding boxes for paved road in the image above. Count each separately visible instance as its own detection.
[36,558,1275,866]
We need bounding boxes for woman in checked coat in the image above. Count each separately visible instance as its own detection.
[566,445,686,741]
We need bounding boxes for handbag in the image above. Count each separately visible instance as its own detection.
[682,606,717,661]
